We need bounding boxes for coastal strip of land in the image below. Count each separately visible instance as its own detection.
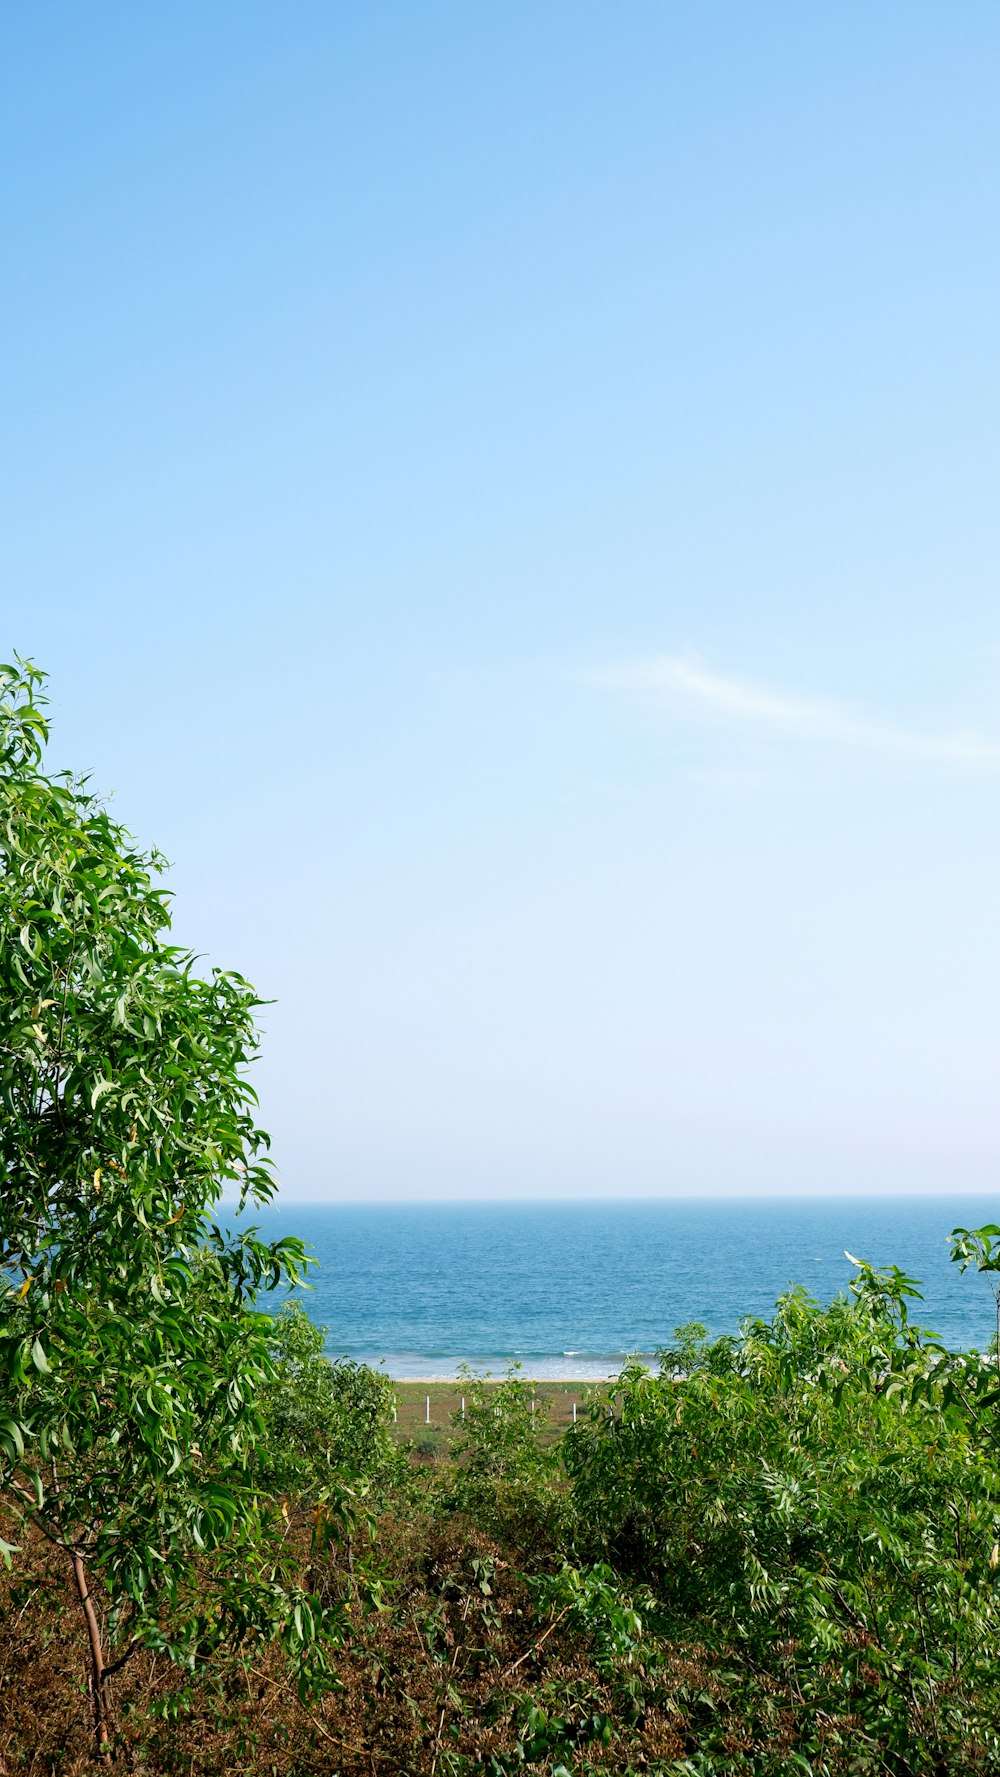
[390,1378,600,1449]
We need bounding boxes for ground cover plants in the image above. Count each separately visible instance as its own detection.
[3,660,1000,1774]
[5,1268,1000,1775]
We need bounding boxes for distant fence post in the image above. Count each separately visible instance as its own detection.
[392,1398,397,1424]
[425,1394,431,1426]
[461,1396,465,1421]
[572,1401,577,1425]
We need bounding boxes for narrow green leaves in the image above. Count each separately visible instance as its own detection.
[0,657,332,1694]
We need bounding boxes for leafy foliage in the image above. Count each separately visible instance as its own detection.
[3,1246,1000,1771]
[0,659,347,1751]
[257,1300,403,1503]
[950,1220,1000,1359]
[446,1364,567,1548]
[566,1257,1000,1772]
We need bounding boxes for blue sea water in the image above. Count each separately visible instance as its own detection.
[245,1197,1000,1379]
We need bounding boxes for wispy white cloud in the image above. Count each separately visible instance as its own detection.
[593,654,1000,769]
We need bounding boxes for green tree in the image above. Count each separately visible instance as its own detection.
[0,659,344,1757]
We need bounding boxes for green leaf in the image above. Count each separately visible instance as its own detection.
[0,1418,25,1462]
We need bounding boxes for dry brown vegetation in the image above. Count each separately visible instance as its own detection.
[0,1507,694,1776]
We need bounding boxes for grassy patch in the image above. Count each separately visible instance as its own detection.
[391,1379,594,1446]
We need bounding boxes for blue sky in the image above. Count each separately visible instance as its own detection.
[5,3,1000,1198]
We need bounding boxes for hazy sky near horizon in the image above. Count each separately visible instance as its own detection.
[5,3,1000,1200]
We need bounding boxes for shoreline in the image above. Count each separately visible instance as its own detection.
[392,1374,617,1386]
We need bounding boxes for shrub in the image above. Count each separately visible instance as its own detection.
[565,1259,1000,1772]
[257,1300,402,1503]
[446,1365,568,1551]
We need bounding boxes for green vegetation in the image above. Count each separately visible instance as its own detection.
[2,659,1000,1773]
[257,1302,403,1505]
[0,661,373,1757]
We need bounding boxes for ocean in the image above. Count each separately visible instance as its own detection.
[244,1196,1000,1379]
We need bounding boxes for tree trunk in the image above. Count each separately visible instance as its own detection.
[72,1551,111,1762]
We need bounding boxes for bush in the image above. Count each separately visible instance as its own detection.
[257,1301,403,1504]
[445,1365,569,1551]
[565,1259,1000,1773]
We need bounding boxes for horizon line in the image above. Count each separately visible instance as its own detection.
[235,1190,999,1207]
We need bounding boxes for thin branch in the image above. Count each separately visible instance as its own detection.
[102,1638,146,1682]
[501,1603,573,1679]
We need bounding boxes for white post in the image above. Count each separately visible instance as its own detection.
[425,1394,431,1426]
[531,1396,536,1415]
[461,1396,465,1420]
[572,1401,577,1425]
[393,1399,397,1424]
